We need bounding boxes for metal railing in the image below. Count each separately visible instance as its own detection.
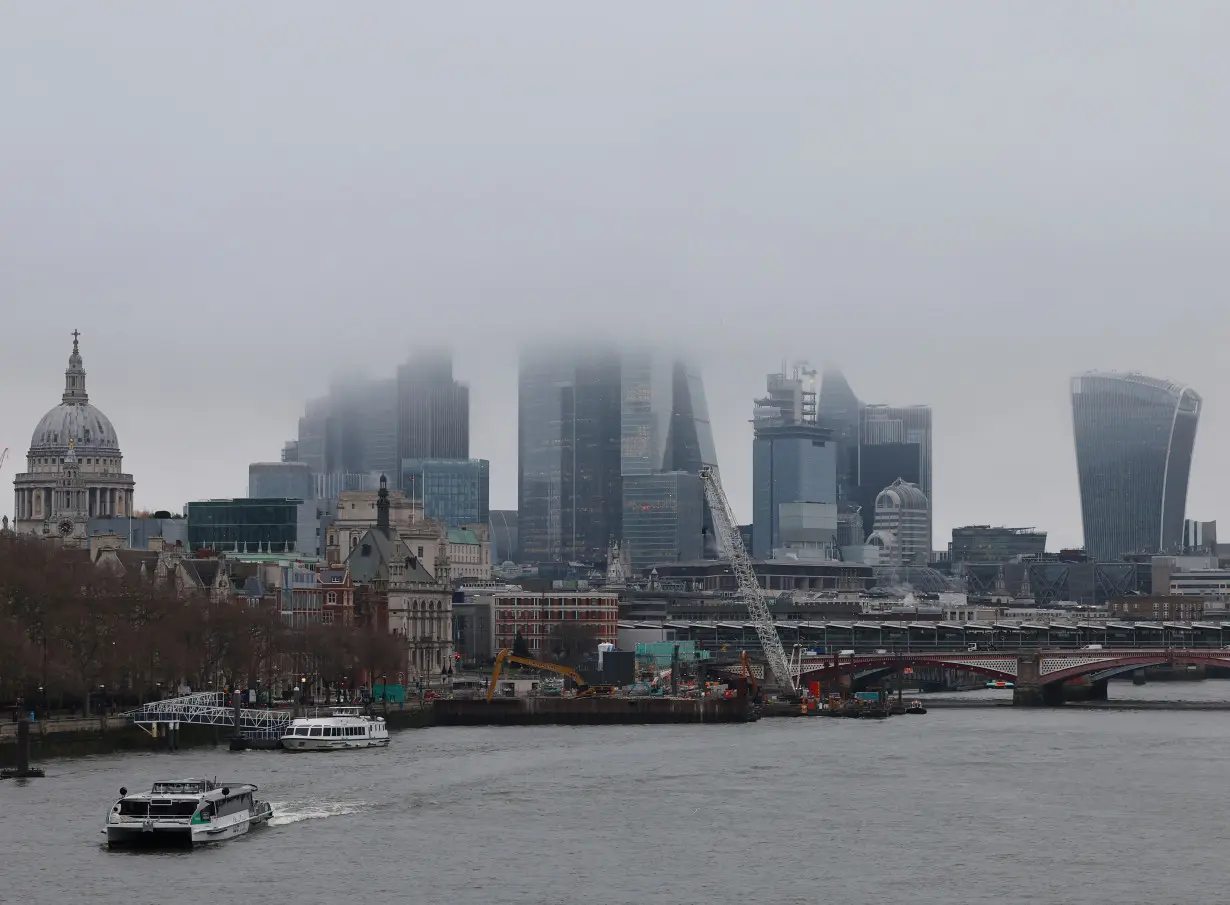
[126,692,292,732]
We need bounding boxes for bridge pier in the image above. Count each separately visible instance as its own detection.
[1088,679,1108,701]
[1013,654,1064,706]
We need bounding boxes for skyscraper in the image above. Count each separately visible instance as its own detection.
[1071,372,1201,560]
[291,350,469,500]
[751,367,838,559]
[817,366,861,503]
[396,349,469,467]
[858,404,933,556]
[518,346,716,566]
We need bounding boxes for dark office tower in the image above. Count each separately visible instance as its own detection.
[362,378,399,479]
[1071,372,1202,560]
[518,347,622,565]
[857,404,933,555]
[396,349,470,471]
[818,366,861,503]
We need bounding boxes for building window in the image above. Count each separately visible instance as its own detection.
[327,592,337,605]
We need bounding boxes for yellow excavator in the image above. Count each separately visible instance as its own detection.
[486,649,616,702]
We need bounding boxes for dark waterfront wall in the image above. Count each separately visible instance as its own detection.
[0,722,222,765]
[435,696,755,726]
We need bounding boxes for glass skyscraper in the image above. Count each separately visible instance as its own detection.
[518,346,716,566]
[1071,371,1201,560]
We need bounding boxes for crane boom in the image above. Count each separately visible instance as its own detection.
[700,466,796,694]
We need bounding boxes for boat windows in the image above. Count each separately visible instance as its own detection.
[118,800,149,817]
[309,726,323,737]
[149,800,199,818]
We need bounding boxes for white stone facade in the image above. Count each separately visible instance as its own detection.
[12,333,135,543]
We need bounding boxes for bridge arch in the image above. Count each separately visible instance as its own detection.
[1040,651,1230,685]
[798,655,1017,686]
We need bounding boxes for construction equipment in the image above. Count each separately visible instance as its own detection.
[486,649,615,702]
[740,650,759,696]
[699,465,797,695]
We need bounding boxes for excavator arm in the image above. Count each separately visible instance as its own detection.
[487,649,590,702]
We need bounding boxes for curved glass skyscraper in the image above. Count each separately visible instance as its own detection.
[1071,372,1201,560]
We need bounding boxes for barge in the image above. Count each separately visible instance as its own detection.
[435,695,758,726]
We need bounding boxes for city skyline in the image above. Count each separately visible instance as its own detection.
[4,4,1230,551]
[2,333,1215,556]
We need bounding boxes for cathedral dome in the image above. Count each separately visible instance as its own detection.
[30,402,120,454]
[27,331,122,455]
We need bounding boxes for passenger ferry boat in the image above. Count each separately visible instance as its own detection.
[280,707,390,751]
[105,778,272,848]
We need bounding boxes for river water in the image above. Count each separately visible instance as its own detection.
[4,685,1230,905]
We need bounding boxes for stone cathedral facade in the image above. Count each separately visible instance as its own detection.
[12,332,136,544]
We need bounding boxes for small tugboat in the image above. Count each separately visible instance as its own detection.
[280,706,389,751]
[105,778,272,848]
[906,700,928,715]
[985,680,1015,689]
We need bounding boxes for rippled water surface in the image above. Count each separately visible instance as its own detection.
[4,690,1230,905]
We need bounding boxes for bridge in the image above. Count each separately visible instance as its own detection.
[799,649,1230,705]
[714,649,1230,705]
[126,692,293,735]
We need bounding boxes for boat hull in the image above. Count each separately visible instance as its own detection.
[280,736,390,751]
[106,816,251,848]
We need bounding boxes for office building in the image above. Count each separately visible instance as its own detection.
[289,350,468,500]
[396,349,469,471]
[751,367,838,559]
[950,526,1047,563]
[1071,372,1201,560]
[186,498,318,556]
[622,471,704,571]
[249,462,315,501]
[857,404,932,555]
[817,366,861,503]
[867,479,930,567]
[518,346,716,566]
[400,458,490,527]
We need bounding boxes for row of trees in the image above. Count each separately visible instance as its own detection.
[0,534,402,714]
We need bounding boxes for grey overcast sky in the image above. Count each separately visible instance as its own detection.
[3,2,1229,550]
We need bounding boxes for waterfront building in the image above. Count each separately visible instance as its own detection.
[858,404,933,556]
[949,525,1047,564]
[12,332,136,542]
[345,480,452,677]
[622,471,703,572]
[1071,371,1201,560]
[185,498,319,556]
[483,589,620,656]
[867,479,930,567]
[249,461,315,501]
[649,557,873,594]
[400,458,490,527]
[1107,595,1204,621]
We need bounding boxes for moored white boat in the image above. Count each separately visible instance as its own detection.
[280,707,390,751]
[105,778,272,848]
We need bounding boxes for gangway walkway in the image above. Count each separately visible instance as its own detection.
[126,692,292,734]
